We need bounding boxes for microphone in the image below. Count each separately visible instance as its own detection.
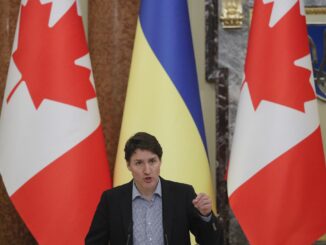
[126,221,133,245]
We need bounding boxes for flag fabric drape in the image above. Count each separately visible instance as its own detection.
[114,0,214,207]
[227,0,326,244]
[0,0,111,244]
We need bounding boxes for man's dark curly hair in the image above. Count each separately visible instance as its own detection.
[124,132,163,162]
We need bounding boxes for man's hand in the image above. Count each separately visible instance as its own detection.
[192,193,212,216]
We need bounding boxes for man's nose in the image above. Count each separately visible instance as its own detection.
[143,163,151,174]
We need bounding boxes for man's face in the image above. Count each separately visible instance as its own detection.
[127,149,161,196]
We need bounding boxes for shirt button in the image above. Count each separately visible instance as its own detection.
[148,222,151,225]
[149,237,152,241]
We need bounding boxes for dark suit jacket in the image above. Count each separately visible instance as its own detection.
[85,177,223,245]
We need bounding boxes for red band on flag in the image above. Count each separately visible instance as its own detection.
[11,126,111,245]
[230,128,326,245]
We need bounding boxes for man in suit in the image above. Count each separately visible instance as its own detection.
[85,132,223,245]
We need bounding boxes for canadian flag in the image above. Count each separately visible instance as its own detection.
[0,0,111,244]
[227,0,326,244]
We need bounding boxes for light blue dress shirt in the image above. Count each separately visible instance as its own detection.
[131,179,212,245]
[132,180,164,245]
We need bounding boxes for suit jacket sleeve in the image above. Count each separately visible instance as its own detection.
[187,186,224,245]
[85,191,110,245]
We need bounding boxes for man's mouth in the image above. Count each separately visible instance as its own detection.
[144,177,152,183]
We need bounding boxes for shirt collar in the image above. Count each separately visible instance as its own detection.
[132,178,162,200]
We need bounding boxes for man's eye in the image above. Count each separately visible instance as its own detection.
[135,161,142,165]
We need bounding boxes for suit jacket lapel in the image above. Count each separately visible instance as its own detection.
[161,177,174,241]
[120,181,133,239]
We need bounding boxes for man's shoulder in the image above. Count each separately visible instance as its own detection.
[161,178,194,192]
[102,181,132,198]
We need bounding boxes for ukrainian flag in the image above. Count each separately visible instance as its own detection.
[114,0,214,209]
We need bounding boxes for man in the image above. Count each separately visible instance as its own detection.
[85,132,223,245]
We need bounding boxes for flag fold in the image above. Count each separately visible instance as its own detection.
[114,0,214,208]
[227,0,326,244]
[0,0,111,244]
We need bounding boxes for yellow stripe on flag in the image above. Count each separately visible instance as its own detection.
[114,21,215,210]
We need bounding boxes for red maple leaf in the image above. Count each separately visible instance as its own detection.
[245,0,315,112]
[8,0,95,110]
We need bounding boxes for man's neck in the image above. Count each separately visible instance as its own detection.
[133,180,160,201]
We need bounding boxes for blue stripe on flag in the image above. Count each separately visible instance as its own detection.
[139,0,207,148]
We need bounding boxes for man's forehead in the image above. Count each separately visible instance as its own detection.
[132,148,156,155]
[132,155,158,161]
